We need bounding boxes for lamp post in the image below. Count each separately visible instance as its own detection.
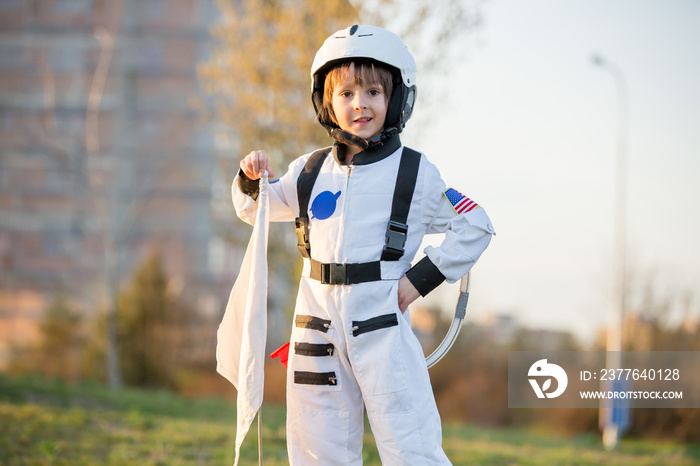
[592,53,630,450]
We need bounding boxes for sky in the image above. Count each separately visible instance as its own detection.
[402,0,700,343]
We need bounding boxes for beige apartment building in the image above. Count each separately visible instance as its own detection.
[0,0,237,367]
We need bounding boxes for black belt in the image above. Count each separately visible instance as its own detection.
[309,258,382,285]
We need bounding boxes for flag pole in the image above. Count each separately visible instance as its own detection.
[257,172,267,466]
[257,408,263,466]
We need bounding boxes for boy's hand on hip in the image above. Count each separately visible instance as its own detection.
[241,150,275,180]
[398,276,420,314]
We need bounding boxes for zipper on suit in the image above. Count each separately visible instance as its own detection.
[294,342,335,357]
[334,164,353,263]
[295,315,331,332]
[294,371,337,386]
[351,313,399,337]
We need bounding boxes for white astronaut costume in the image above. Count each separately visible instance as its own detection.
[231,26,495,465]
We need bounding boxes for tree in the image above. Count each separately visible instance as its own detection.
[117,252,190,389]
[26,0,145,389]
[200,0,358,162]
[199,0,485,323]
[200,0,484,165]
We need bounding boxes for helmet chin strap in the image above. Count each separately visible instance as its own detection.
[330,128,369,151]
[330,126,400,152]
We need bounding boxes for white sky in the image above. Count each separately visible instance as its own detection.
[403,0,700,343]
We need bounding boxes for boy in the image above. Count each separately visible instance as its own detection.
[233,25,494,465]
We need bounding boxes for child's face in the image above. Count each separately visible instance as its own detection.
[331,63,388,141]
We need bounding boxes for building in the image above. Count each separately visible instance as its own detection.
[0,0,234,367]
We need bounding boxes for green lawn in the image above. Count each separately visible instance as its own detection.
[1,374,697,465]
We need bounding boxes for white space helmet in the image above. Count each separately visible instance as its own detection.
[311,25,417,139]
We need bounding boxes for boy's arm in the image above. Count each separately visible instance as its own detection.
[405,159,495,296]
[232,155,309,225]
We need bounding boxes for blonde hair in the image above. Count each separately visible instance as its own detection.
[322,61,394,126]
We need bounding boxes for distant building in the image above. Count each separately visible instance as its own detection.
[476,312,518,346]
[514,326,577,351]
[472,311,577,350]
[0,1,235,366]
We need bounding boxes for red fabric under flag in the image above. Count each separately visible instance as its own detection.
[270,342,290,369]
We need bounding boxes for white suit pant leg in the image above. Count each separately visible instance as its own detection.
[286,367,364,465]
[360,311,452,465]
[285,281,364,465]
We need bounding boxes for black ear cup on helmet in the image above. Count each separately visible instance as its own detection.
[384,72,403,132]
[402,86,416,126]
[385,77,416,134]
[311,81,331,128]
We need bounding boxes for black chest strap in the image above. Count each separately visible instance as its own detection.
[381,147,421,260]
[295,146,421,262]
[295,148,331,258]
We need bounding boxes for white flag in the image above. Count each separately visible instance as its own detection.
[216,173,270,466]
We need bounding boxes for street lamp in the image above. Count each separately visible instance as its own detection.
[592,53,630,450]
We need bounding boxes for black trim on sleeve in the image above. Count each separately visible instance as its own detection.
[237,169,260,200]
[405,256,446,297]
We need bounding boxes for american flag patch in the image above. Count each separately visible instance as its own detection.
[444,188,479,214]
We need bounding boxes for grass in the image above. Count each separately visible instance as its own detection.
[1,373,698,465]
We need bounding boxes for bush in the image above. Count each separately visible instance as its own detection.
[8,295,87,381]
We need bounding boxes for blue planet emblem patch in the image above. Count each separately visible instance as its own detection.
[310,191,341,220]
